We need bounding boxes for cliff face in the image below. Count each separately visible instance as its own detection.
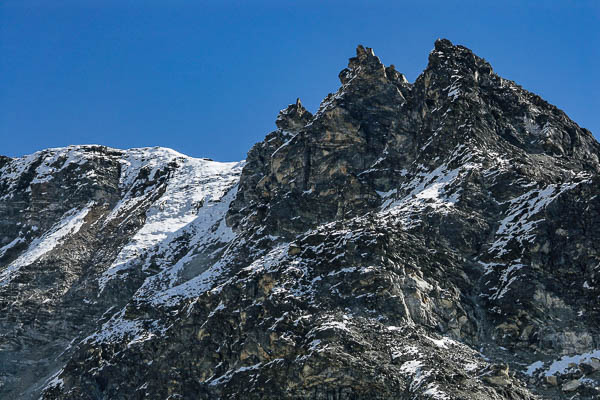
[2,39,600,399]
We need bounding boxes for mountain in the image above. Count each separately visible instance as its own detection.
[1,39,599,399]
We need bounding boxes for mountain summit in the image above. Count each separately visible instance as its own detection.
[1,39,599,399]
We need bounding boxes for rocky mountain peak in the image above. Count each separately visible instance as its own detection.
[428,38,492,73]
[348,44,379,69]
[339,44,388,84]
[337,45,410,91]
[230,39,600,243]
[408,39,600,173]
[275,97,313,133]
[3,40,600,400]
[416,38,495,106]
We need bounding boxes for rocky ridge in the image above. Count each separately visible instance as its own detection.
[1,39,599,399]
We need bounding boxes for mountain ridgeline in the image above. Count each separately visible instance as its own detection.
[1,39,599,399]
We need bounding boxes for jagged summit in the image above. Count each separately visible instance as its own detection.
[338,44,410,89]
[2,40,600,399]
[230,39,598,237]
[339,39,487,87]
[431,37,481,57]
[426,37,494,80]
[275,97,313,133]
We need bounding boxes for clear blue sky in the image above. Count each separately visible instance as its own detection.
[1,1,598,161]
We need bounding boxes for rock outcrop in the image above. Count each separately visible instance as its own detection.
[1,39,599,399]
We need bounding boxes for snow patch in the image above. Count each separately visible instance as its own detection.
[489,183,578,257]
[545,349,600,376]
[524,360,544,376]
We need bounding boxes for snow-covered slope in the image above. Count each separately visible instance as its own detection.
[0,145,243,399]
[98,147,241,291]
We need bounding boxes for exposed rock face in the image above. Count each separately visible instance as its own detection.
[1,39,600,399]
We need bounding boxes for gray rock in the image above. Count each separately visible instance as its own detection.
[562,379,582,392]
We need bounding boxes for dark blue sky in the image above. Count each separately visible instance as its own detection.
[1,1,598,161]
